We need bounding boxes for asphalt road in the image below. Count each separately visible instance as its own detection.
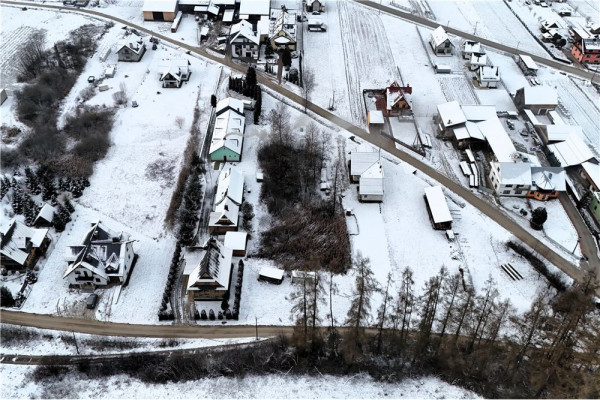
[0,0,598,340]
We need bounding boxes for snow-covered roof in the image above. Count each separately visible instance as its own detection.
[519,55,538,70]
[478,117,517,163]
[583,38,600,52]
[359,161,384,196]
[453,121,485,141]
[350,151,380,176]
[0,220,48,266]
[257,15,270,36]
[470,53,487,66]
[437,101,466,128]
[215,167,244,206]
[116,39,144,55]
[478,65,500,82]
[582,161,600,190]
[462,105,496,122]
[210,133,243,156]
[224,231,248,251]
[545,124,582,143]
[239,0,270,17]
[209,198,240,228]
[142,0,177,12]
[216,97,245,115]
[274,36,291,44]
[207,4,219,14]
[259,266,284,280]
[531,167,566,191]
[463,41,481,54]
[34,203,56,225]
[424,186,452,224]
[369,110,384,124]
[230,20,259,45]
[497,162,531,185]
[179,0,208,5]
[386,87,412,110]
[548,134,595,167]
[213,109,245,139]
[430,26,451,48]
[520,86,558,106]
[223,9,235,22]
[159,59,191,82]
[187,239,233,292]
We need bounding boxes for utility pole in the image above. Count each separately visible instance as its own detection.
[255,316,258,340]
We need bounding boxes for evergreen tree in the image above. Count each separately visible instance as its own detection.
[1,177,10,199]
[12,189,24,215]
[253,87,262,125]
[64,197,75,213]
[41,178,56,202]
[1,286,15,307]
[281,47,292,67]
[531,207,548,230]
[53,212,66,232]
[24,197,38,226]
[72,181,83,198]
[24,167,38,192]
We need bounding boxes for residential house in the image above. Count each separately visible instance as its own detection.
[469,53,487,71]
[462,41,481,59]
[209,104,245,162]
[435,100,467,136]
[0,220,50,271]
[385,81,412,115]
[214,167,244,207]
[477,65,500,88]
[208,197,239,234]
[489,162,532,197]
[142,0,178,21]
[306,0,324,13]
[529,167,566,200]
[424,186,453,230]
[572,38,600,64]
[117,39,146,62]
[63,221,136,288]
[159,59,191,88]
[216,97,245,116]
[223,231,248,256]
[349,150,384,202]
[229,20,260,60]
[430,26,454,56]
[540,19,559,32]
[184,238,233,301]
[33,203,56,227]
[514,86,557,115]
[517,54,539,76]
[269,7,297,51]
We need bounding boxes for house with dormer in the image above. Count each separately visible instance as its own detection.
[0,220,50,271]
[183,238,233,301]
[229,20,260,60]
[158,59,191,88]
[117,39,146,62]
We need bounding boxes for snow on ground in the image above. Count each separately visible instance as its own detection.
[18,23,222,324]
[0,324,260,356]
[0,5,103,88]
[567,0,600,24]
[428,0,548,57]
[0,365,479,399]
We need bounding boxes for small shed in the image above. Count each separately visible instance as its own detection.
[258,266,284,284]
[224,231,248,256]
[435,64,451,74]
[105,65,115,78]
[517,55,539,76]
[368,110,384,125]
[256,172,264,182]
[33,203,57,227]
[424,186,453,230]
[291,270,316,284]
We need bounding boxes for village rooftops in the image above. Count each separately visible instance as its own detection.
[548,134,595,167]
[1,220,48,266]
[215,167,244,206]
[519,55,539,70]
[531,167,566,191]
[142,0,177,12]
[496,162,532,185]
[350,150,381,177]
[546,124,583,142]
[463,41,481,54]
[424,186,452,224]
[230,20,259,45]
[437,101,466,128]
[477,116,517,163]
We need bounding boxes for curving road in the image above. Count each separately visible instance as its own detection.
[0,0,597,340]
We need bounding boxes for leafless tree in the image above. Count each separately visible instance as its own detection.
[268,103,291,145]
[376,272,394,354]
[345,252,379,349]
[16,30,48,81]
[302,68,315,113]
[175,116,185,129]
[112,82,127,106]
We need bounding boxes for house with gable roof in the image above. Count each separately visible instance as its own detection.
[210,97,246,162]
[477,65,500,88]
[183,238,233,301]
[117,39,146,62]
[385,81,412,116]
[158,59,191,88]
[269,7,297,51]
[430,26,454,56]
[229,20,260,60]
[63,221,136,288]
[1,220,50,271]
[349,149,384,202]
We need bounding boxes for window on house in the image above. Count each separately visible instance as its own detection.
[505,184,513,188]
[503,190,511,194]
[95,278,100,283]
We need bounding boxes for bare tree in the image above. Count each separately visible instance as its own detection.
[468,275,498,352]
[175,116,185,129]
[268,103,291,145]
[376,272,394,354]
[112,82,128,106]
[16,30,48,81]
[392,266,415,348]
[302,68,315,113]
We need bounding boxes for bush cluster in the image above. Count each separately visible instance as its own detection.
[506,240,566,291]
[158,243,182,321]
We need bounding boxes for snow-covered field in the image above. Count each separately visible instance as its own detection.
[0,365,479,399]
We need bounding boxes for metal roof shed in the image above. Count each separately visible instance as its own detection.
[424,186,453,230]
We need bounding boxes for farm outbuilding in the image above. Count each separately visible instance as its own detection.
[517,55,539,76]
[224,231,248,256]
[142,0,178,21]
[514,86,557,115]
[258,266,284,284]
[33,203,57,227]
[424,186,453,230]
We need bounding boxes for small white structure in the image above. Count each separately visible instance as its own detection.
[33,203,57,227]
[349,150,384,202]
[424,186,453,230]
[517,54,539,76]
[477,66,500,88]
[469,53,487,70]
[462,40,481,59]
[430,26,454,56]
[63,221,136,287]
[238,0,270,20]
[368,110,384,125]
[158,59,191,88]
[489,162,532,196]
[224,231,248,256]
[215,167,244,206]
[258,266,284,284]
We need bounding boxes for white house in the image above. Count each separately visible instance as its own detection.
[63,221,136,288]
[33,203,56,227]
[208,197,240,234]
[349,150,384,202]
[430,26,454,56]
[215,167,244,206]
[210,107,245,162]
[158,59,191,88]
[269,8,297,51]
[223,231,248,256]
[184,238,233,301]
[477,66,500,88]
[469,53,487,71]
[116,38,146,62]
[489,162,532,197]
[229,20,260,59]
[462,41,481,59]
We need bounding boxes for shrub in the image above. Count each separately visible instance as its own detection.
[209,309,215,320]
[1,286,15,307]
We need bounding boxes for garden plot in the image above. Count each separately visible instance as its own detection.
[337,0,401,127]
[438,75,479,104]
[0,6,102,88]
[428,0,547,57]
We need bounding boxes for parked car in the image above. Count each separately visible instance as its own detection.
[87,293,99,309]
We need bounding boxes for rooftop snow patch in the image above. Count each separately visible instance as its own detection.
[142,0,177,12]
[521,86,558,106]
[478,117,517,163]
[437,101,466,127]
[548,134,595,167]
[498,162,532,185]
[239,0,270,16]
[424,186,452,224]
